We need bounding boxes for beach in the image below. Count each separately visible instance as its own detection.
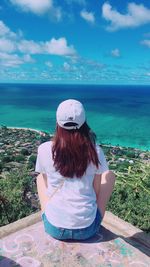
[7,126,49,136]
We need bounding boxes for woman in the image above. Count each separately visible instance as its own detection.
[35,99,115,240]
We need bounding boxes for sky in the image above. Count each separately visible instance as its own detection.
[0,0,150,84]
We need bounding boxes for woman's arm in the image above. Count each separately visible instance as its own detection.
[93,170,116,219]
[42,173,48,188]
[36,173,49,213]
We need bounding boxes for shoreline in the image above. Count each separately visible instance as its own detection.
[5,126,47,135]
[1,125,150,152]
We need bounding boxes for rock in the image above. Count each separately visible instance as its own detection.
[139,153,146,158]
[0,142,4,146]
[118,158,125,162]
[15,141,20,146]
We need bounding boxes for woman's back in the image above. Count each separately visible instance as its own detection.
[35,140,108,228]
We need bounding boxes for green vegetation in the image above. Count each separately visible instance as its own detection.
[107,161,150,232]
[0,126,51,226]
[0,167,37,225]
[0,126,150,232]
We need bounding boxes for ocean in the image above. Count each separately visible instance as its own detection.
[0,83,150,150]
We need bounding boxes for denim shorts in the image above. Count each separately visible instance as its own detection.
[42,209,102,240]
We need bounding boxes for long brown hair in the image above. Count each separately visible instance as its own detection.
[52,122,99,178]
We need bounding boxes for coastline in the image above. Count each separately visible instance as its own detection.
[1,126,149,152]
[6,126,48,136]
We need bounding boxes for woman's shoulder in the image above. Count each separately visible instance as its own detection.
[95,144,106,159]
[95,144,103,153]
[38,140,53,153]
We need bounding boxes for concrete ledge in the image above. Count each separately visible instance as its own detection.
[1,211,150,266]
[1,211,149,250]
[103,211,150,249]
[0,212,41,239]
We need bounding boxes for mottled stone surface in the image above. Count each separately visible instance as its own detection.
[0,220,149,267]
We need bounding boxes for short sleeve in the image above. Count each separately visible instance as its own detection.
[95,145,109,174]
[35,147,45,173]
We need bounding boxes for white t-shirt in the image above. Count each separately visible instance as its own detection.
[35,141,109,229]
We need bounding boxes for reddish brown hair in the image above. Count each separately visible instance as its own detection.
[52,122,99,178]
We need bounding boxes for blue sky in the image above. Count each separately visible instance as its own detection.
[0,0,150,84]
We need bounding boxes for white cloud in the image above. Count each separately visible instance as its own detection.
[0,20,16,38]
[45,61,53,68]
[1,37,76,57]
[0,21,10,36]
[45,38,76,56]
[76,57,105,70]
[0,52,35,67]
[0,21,77,69]
[80,10,95,23]
[18,40,42,54]
[52,7,62,22]
[146,72,150,76]
[23,54,35,63]
[14,37,76,56]
[0,21,76,56]
[141,39,150,48]
[102,2,150,31]
[0,38,16,53]
[17,38,76,56]
[10,0,62,21]
[63,62,71,71]
[111,48,120,57]
[10,0,53,15]
[0,52,23,67]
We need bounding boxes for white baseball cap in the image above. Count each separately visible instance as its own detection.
[56,99,86,130]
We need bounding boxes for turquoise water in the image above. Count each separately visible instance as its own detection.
[0,84,150,150]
